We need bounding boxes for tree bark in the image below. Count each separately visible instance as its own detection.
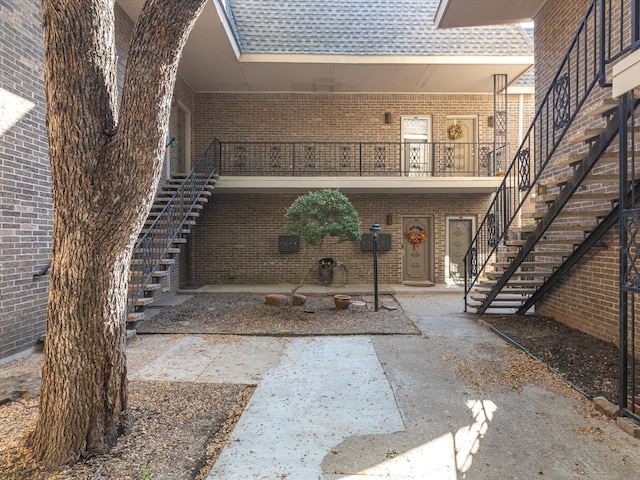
[32,0,206,467]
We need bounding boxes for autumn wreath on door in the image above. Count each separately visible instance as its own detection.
[406,225,427,249]
[448,123,463,140]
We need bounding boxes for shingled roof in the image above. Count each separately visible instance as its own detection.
[224,0,533,57]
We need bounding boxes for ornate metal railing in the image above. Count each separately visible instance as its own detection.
[218,141,505,177]
[619,89,640,424]
[127,138,220,315]
[463,0,634,302]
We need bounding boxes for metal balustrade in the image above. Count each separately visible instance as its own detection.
[218,141,504,177]
[127,138,220,316]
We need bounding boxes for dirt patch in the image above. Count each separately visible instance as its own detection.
[482,314,623,402]
[0,382,253,480]
[136,293,420,336]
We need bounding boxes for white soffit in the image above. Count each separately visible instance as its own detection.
[435,0,546,28]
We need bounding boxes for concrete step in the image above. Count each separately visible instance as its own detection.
[130,258,175,266]
[486,270,554,279]
[479,279,544,288]
[583,98,618,117]
[535,191,619,204]
[539,174,621,188]
[491,261,561,269]
[532,208,612,220]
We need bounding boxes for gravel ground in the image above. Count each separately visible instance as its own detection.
[0,293,636,478]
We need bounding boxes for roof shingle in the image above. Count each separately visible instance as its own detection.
[225,0,533,57]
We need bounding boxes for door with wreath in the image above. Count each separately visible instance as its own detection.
[445,116,477,176]
[402,216,434,284]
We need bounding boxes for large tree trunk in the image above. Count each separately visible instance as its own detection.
[32,0,206,467]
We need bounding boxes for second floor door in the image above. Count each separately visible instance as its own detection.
[445,116,478,176]
[401,116,431,176]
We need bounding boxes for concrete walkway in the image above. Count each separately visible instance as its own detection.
[127,287,640,479]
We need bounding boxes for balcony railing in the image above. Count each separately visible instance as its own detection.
[217,141,507,177]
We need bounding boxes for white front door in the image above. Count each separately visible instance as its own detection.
[401,116,431,176]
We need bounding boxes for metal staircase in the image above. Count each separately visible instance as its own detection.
[464,0,639,314]
[466,97,639,313]
[126,138,220,328]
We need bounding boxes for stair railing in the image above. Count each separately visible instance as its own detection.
[127,138,220,314]
[463,0,609,305]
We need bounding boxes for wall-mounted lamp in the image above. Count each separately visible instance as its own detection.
[166,138,176,148]
[384,112,392,124]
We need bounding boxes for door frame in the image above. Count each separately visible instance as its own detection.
[400,115,432,176]
[445,115,478,175]
[445,215,476,285]
[401,215,435,284]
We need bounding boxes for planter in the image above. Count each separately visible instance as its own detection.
[334,295,351,310]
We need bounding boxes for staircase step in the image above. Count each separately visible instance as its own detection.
[546,223,596,233]
[510,223,596,233]
[147,210,200,218]
[486,270,554,279]
[532,208,612,220]
[466,300,525,310]
[470,294,530,303]
[144,219,197,228]
[535,191,619,204]
[130,258,175,266]
[474,286,536,295]
[479,279,544,288]
[491,261,560,269]
[539,173,622,187]
[553,153,587,168]
[583,98,618,117]
[135,297,156,307]
[140,228,191,236]
[128,282,162,293]
[156,195,209,204]
[126,311,145,327]
[505,239,576,249]
[568,128,602,144]
[567,125,640,144]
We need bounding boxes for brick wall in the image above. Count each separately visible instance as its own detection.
[0,0,50,361]
[193,91,534,161]
[187,91,534,287]
[190,192,492,285]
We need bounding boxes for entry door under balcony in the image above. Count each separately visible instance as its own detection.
[402,216,433,285]
[445,116,478,176]
[401,116,431,176]
[446,216,474,285]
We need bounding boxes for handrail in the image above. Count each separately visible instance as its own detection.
[218,141,505,177]
[463,0,627,304]
[127,138,220,314]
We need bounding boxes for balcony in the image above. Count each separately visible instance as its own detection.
[213,141,507,194]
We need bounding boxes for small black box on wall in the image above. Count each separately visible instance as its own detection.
[360,233,392,251]
[278,235,300,253]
